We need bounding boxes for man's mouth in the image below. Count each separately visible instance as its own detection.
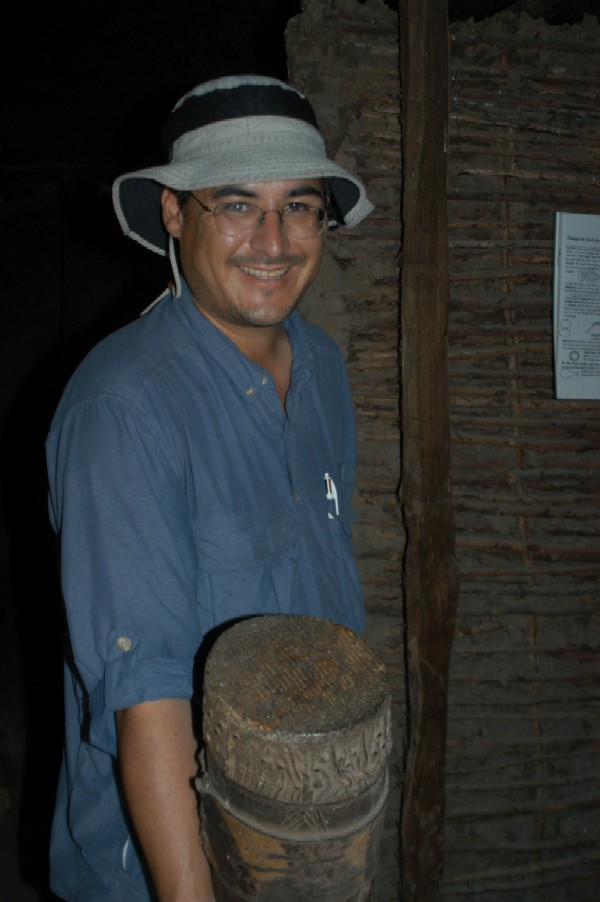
[239,266,289,280]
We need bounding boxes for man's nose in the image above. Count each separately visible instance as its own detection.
[249,210,290,255]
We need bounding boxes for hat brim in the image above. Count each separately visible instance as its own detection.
[113,151,374,256]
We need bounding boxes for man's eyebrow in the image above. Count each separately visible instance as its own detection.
[286,185,324,201]
[210,186,258,200]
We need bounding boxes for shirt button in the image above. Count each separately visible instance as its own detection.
[246,387,254,397]
[116,636,132,653]
[294,492,301,504]
[261,375,268,385]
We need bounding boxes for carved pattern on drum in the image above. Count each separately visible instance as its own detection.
[204,698,392,806]
[200,617,391,899]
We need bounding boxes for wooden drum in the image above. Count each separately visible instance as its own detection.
[198,615,392,901]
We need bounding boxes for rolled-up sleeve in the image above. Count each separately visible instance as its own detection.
[47,395,202,757]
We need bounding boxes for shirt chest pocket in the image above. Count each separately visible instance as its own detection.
[194,508,300,627]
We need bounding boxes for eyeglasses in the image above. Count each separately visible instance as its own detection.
[188,194,326,240]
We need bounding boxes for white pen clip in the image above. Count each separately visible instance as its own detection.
[324,472,339,519]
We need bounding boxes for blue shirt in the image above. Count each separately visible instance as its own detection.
[46,284,365,899]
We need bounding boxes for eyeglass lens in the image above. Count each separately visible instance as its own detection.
[215,203,324,239]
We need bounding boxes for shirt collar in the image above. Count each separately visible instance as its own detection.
[173,280,312,395]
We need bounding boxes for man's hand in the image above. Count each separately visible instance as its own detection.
[116,698,215,901]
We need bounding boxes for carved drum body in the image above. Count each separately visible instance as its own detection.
[198,615,392,901]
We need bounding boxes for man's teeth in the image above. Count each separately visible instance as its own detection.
[240,266,288,280]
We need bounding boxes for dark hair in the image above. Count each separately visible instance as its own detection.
[175,190,191,207]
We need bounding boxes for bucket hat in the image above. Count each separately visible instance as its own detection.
[112,75,374,256]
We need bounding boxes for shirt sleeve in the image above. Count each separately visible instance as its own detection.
[47,394,203,757]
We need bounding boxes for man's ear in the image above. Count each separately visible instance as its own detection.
[161,187,183,238]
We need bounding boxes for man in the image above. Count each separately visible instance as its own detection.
[46,75,373,900]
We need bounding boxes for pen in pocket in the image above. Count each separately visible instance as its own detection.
[324,472,339,519]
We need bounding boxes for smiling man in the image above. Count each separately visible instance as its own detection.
[168,180,325,325]
[46,75,373,900]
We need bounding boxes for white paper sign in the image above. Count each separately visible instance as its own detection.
[553,212,600,399]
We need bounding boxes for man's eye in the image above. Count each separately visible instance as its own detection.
[285,202,312,215]
[221,202,253,215]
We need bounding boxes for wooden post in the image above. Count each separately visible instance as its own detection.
[399,0,459,898]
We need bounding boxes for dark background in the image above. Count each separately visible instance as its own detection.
[0,1,596,899]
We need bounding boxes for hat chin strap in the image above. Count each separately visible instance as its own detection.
[139,235,183,316]
[169,234,183,299]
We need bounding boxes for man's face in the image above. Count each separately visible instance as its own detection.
[162,179,326,332]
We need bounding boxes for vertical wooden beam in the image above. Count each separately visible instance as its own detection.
[399,0,459,899]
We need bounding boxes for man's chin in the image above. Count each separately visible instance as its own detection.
[239,306,297,328]
[236,292,304,327]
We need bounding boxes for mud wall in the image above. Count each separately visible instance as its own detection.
[288,3,600,899]
[286,2,404,898]
[443,12,600,899]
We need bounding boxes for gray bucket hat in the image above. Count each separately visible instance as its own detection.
[112,75,374,256]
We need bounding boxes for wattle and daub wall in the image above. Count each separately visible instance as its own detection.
[444,13,600,900]
[287,2,600,899]
[287,2,404,897]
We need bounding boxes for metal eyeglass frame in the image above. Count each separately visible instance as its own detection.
[187,194,327,239]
